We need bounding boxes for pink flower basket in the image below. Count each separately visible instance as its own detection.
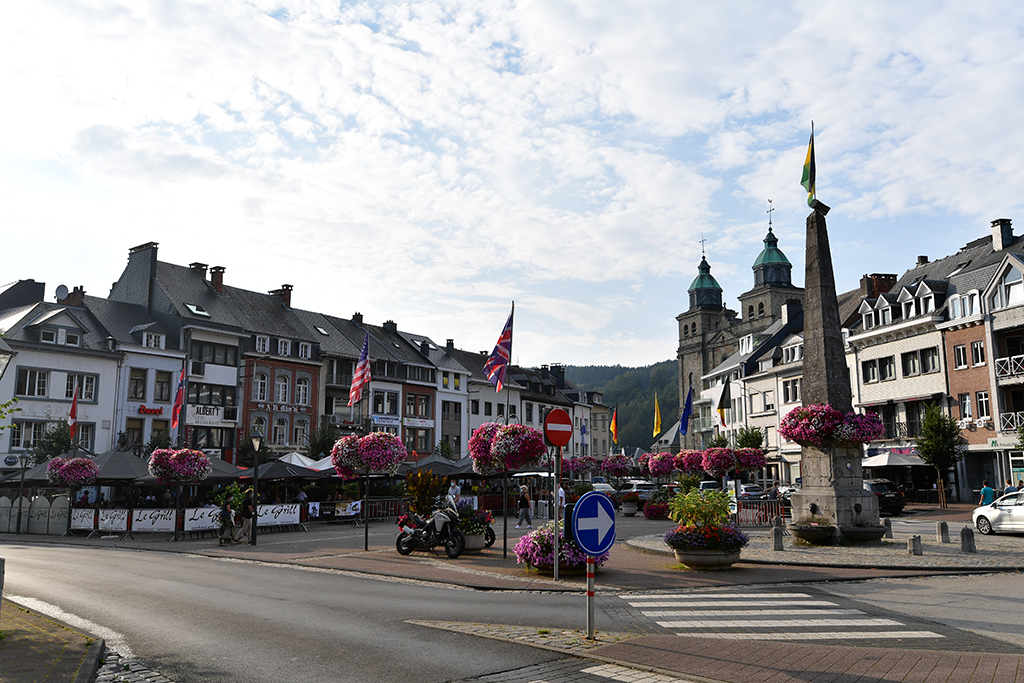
[491,424,546,472]
[47,457,98,488]
[565,455,598,474]
[600,454,631,478]
[469,423,503,474]
[330,434,363,478]
[356,431,407,475]
[674,449,705,475]
[148,448,212,485]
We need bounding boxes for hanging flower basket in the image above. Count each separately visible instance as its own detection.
[674,449,705,475]
[149,448,212,485]
[647,453,675,477]
[637,453,651,476]
[565,455,597,475]
[734,448,767,472]
[491,424,546,471]
[469,422,503,474]
[330,434,363,478]
[701,448,736,478]
[600,453,631,478]
[778,404,884,447]
[356,431,407,475]
[47,457,98,488]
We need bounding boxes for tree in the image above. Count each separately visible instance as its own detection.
[708,434,730,448]
[235,437,271,469]
[914,406,965,508]
[433,439,455,461]
[306,424,341,461]
[0,397,19,430]
[144,429,171,457]
[735,425,765,450]
[27,419,74,466]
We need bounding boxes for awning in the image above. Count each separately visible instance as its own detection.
[862,453,926,467]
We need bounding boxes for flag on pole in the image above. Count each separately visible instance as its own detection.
[679,386,693,436]
[653,393,661,437]
[800,126,816,207]
[349,332,371,406]
[69,378,79,440]
[171,367,186,429]
[610,408,618,444]
[716,381,732,427]
[482,303,513,392]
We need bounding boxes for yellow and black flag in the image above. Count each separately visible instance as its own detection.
[800,125,815,207]
[716,381,731,427]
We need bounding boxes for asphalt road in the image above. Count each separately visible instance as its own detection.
[2,543,571,683]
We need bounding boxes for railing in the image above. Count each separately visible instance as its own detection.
[1000,411,1024,431]
[879,421,921,440]
[995,354,1024,378]
[733,500,787,527]
[695,418,717,432]
[325,373,353,387]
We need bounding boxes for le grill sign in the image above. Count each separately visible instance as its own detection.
[543,408,573,448]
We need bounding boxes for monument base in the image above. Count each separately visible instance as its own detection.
[789,444,883,544]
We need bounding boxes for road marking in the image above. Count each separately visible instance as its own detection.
[642,608,864,617]
[626,592,812,599]
[627,600,840,607]
[7,595,134,657]
[712,630,944,640]
[581,663,686,682]
[658,617,903,628]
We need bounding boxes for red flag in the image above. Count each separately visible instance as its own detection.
[69,378,79,440]
[348,332,371,406]
[171,367,186,429]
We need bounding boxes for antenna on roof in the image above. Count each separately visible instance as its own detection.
[766,199,774,232]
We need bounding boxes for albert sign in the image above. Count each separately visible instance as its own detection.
[571,490,616,556]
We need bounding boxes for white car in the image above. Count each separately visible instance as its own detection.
[591,483,615,495]
[973,492,1024,534]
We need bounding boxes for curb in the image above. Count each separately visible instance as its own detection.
[75,638,105,683]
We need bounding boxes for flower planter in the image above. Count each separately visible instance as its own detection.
[621,503,638,517]
[463,533,487,551]
[673,549,741,570]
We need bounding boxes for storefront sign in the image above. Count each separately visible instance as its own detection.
[256,503,300,527]
[71,509,95,531]
[139,405,164,415]
[989,436,1019,448]
[187,404,229,426]
[98,509,130,532]
[403,417,434,428]
[254,403,309,414]
[371,415,401,426]
[132,508,177,533]
[185,507,222,532]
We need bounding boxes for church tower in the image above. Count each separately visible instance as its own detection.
[737,226,803,324]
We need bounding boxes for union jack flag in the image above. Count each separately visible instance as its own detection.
[482,304,513,392]
[349,332,371,406]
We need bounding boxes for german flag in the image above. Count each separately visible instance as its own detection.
[610,408,618,444]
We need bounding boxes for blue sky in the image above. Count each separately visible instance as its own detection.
[3,1,1024,367]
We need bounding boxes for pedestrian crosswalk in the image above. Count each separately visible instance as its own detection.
[622,590,945,641]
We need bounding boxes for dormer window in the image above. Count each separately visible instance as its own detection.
[903,301,915,318]
[921,296,934,314]
[950,297,961,318]
[993,266,1024,309]
[143,332,165,349]
[863,313,875,330]
[298,342,311,360]
[256,336,269,354]
[278,339,291,356]
[880,308,892,325]
[185,303,210,317]
[783,344,803,363]
[65,332,80,347]
[41,329,56,343]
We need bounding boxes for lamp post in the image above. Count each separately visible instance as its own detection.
[15,454,29,534]
[250,429,262,546]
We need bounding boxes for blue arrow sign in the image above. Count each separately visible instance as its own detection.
[571,490,616,556]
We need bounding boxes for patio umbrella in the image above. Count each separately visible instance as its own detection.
[278,452,319,467]
[237,460,327,481]
[862,452,926,468]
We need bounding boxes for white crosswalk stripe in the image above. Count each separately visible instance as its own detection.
[622,588,945,641]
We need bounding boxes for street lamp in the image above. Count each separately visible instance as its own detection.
[250,429,262,546]
[15,454,29,534]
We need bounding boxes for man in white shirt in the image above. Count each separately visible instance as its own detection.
[447,478,461,503]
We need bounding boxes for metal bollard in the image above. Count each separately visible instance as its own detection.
[883,518,892,538]
[773,525,785,551]
[961,526,976,553]
[0,556,4,618]
[773,516,785,528]
[936,521,950,543]
[907,535,922,556]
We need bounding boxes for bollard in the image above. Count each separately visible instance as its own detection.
[961,526,976,553]
[907,535,922,556]
[0,556,4,619]
[773,516,785,528]
[936,521,950,543]
[883,518,892,538]
[773,525,785,551]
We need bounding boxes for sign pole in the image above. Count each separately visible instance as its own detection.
[554,444,561,581]
[587,555,595,639]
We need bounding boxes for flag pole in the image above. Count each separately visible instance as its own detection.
[502,301,514,560]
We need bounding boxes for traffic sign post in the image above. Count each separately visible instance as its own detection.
[572,490,617,639]
[544,409,573,581]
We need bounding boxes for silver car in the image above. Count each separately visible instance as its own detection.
[973,492,1024,535]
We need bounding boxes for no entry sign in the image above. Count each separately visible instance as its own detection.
[544,408,573,447]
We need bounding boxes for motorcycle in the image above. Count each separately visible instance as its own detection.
[484,526,495,547]
[396,495,466,558]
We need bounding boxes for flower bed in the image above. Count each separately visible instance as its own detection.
[512,521,610,571]
[664,524,749,554]
[643,501,669,519]
[457,499,493,535]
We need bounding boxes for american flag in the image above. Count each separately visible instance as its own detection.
[348,332,371,406]
[69,378,79,440]
[482,304,513,392]
[171,367,186,429]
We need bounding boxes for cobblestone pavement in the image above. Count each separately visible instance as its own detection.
[95,649,174,683]
[449,659,696,683]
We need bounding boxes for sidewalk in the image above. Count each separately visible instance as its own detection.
[0,598,103,683]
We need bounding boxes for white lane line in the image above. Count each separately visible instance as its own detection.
[709,631,945,640]
[581,663,685,682]
[628,600,838,607]
[7,595,133,657]
[626,592,811,600]
[657,618,903,628]
[642,608,864,617]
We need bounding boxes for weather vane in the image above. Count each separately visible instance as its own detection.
[699,233,707,257]
[767,199,774,231]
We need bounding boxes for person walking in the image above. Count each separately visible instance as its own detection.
[979,480,996,505]
[234,488,255,543]
[1003,479,1018,495]
[515,485,532,529]
[218,497,236,546]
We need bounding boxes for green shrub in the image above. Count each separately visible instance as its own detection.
[668,489,731,527]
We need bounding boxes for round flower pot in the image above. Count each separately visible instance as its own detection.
[621,503,638,517]
[530,562,588,576]
[673,549,741,570]
[463,533,487,551]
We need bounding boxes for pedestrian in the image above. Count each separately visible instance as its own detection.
[296,488,307,504]
[979,480,996,505]
[767,481,780,500]
[558,485,565,508]
[234,488,255,543]
[218,497,236,546]
[447,477,461,503]
[1003,479,1018,495]
[515,485,532,529]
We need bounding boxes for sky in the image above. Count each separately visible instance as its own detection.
[4,2,1024,369]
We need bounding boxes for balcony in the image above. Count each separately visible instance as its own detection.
[999,412,1024,431]
[695,418,717,432]
[877,421,922,440]
[995,354,1024,378]
[326,373,352,387]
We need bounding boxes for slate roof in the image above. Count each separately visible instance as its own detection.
[83,296,176,349]
[398,332,470,374]
[0,302,119,356]
[291,309,362,359]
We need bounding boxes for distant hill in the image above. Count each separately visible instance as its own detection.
[566,360,678,451]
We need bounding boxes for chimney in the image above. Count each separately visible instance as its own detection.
[106,336,116,351]
[916,255,929,266]
[419,340,430,356]
[116,242,159,312]
[269,284,293,307]
[550,364,565,389]
[189,262,208,278]
[210,266,225,294]
[782,299,801,324]
[992,218,1013,251]
[58,285,86,307]
[352,312,363,325]
[446,339,454,356]
[860,274,898,298]
[540,365,549,379]
[383,320,398,333]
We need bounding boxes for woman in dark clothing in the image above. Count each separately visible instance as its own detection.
[516,485,532,529]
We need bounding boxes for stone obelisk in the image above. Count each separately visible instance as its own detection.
[789,207,885,544]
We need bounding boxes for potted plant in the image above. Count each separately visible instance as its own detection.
[643,487,671,519]
[663,489,749,570]
[620,491,640,516]
[457,500,493,551]
[512,520,610,574]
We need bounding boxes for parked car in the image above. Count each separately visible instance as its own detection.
[591,482,616,505]
[735,484,766,500]
[863,478,905,515]
[698,481,722,491]
[616,480,658,508]
[974,492,1024,535]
